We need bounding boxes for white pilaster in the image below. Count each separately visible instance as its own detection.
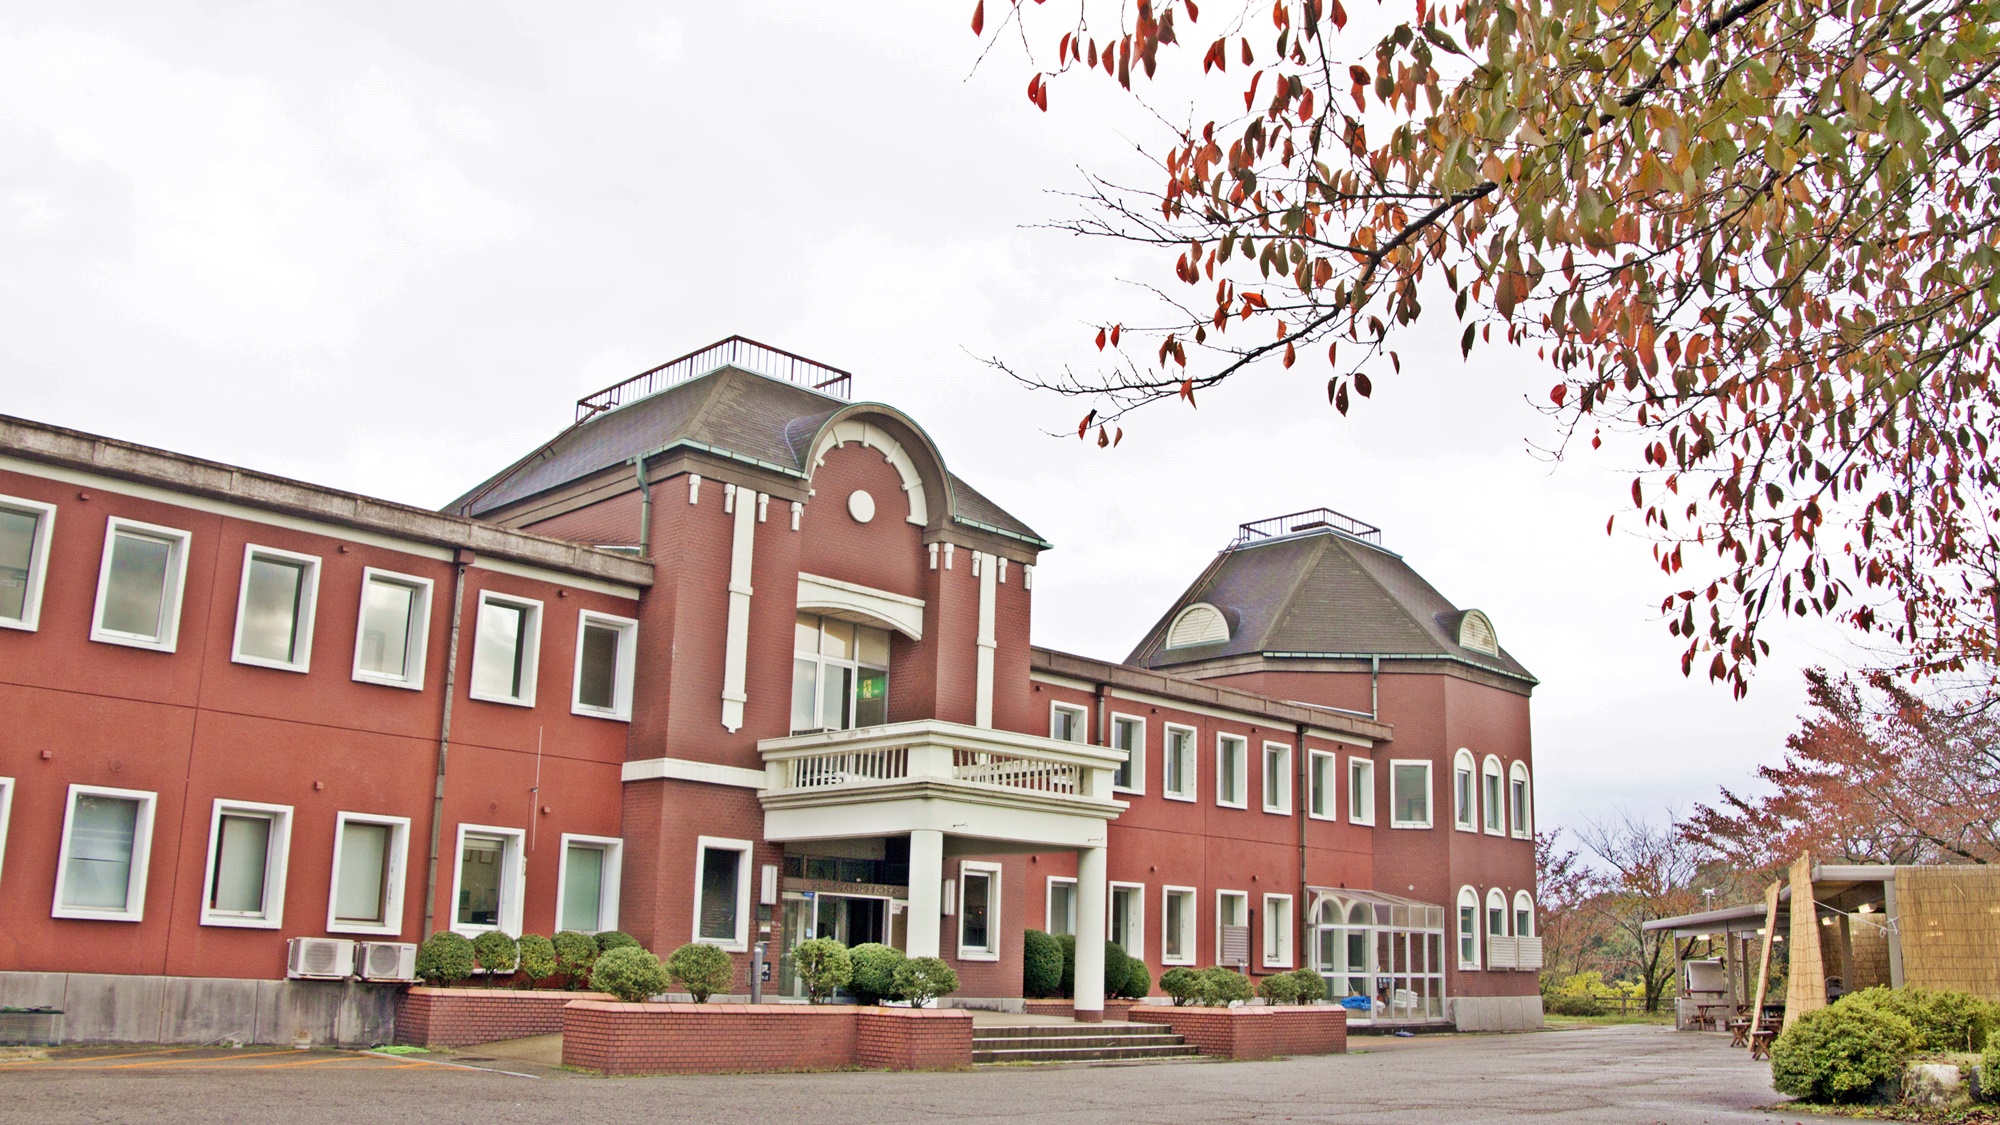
[1075,845,1108,1019]
[720,486,759,732]
[907,828,945,960]
[974,551,997,728]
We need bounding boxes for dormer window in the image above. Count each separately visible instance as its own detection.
[1165,602,1230,648]
[1457,609,1499,656]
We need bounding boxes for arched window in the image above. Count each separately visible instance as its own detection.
[1482,756,1504,835]
[1457,609,1499,655]
[1456,886,1480,969]
[1452,749,1476,831]
[1486,888,1509,941]
[1508,762,1532,839]
[1165,602,1230,648]
[1513,891,1535,938]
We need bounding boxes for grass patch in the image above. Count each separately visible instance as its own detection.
[1542,1011,1677,1030]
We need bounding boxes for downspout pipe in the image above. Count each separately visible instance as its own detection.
[1370,655,1380,720]
[420,548,473,939]
[1296,721,1311,971]
[634,455,653,557]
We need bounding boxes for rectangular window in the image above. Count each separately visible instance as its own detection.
[52,784,157,921]
[452,824,525,936]
[1216,734,1246,808]
[1109,882,1145,958]
[558,834,623,933]
[1162,886,1197,965]
[695,837,751,950]
[1263,894,1294,968]
[1510,773,1532,838]
[1389,760,1432,828]
[958,862,1000,959]
[792,614,889,733]
[1262,742,1291,814]
[328,812,409,935]
[470,592,542,706]
[353,568,432,689]
[1459,903,1479,968]
[572,611,638,720]
[90,518,192,652]
[1110,714,1144,793]
[1484,765,1504,834]
[1308,751,1336,819]
[1046,877,1077,937]
[1216,890,1249,966]
[1348,758,1375,825]
[1455,762,1477,830]
[1049,702,1087,742]
[231,545,320,672]
[0,495,56,631]
[1163,724,1197,801]
[201,800,292,928]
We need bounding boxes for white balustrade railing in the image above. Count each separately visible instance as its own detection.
[950,748,1080,795]
[786,745,909,789]
[760,720,1122,807]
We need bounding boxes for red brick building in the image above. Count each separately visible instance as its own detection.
[0,338,1541,1043]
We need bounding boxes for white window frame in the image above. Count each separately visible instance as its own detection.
[693,835,753,952]
[1509,761,1533,839]
[1161,885,1198,965]
[0,494,56,632]
[1513,890,1536,937]
[0,777,12,889]
[571,610,639,721]
[51,783,158,922]
[1347,757,1375,826]
[469,590,543,707]
[351,567,433,690]
[326,811,411,936]
[450,823,527,938]
[1262,741,1292,814]
[1262,893,1295,969]
[1486,887,1510,946]
[199,798,293,929]
[957,861,1002,961]
[1482,754,1506,836]
[1215,733,1248,809]
[1162,723,1198,802]
[1215,889,1249,966]
[89,517,192,653]
[1048,701,1087,742]
[1388,759,1433,829]
[1453,748,1477,832]
[1108,880,1146,959]
[1307,750,1338,820]
[1456,885,1481,969]
[229,543,322,673]
[555,833,624,934]
[1045,875,1078,936]
[1110,712,1146,795]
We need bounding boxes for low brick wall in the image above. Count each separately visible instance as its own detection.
[1128,1004,1347,1060]
[1027,998,1136,1022]
[562,1003,974,1075]
[395,987,612,1048]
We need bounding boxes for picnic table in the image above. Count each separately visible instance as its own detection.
[1693,1002,1732,1031]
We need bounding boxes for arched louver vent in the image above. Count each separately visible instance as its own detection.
[1457,610,1499,656]
[1166,602,1230,648]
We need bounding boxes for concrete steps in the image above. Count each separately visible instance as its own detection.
[972,1022,1202,1065]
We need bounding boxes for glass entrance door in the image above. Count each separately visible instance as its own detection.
[779,893,891,998]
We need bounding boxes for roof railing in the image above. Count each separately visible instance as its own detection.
[575,335,853,422]
[1233,507,1382,546]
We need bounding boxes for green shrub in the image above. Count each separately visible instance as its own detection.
[1057,934,1077,999]
[1848,986,1997,1053]
[1118,954,1152,1000]
[591,946,669,1003]
[893,956,960,1008]
[1161,967,1204,1006]
[415,931,476,986]
[793,938,853,1004]
[1022,930,1063,999]
[1289,968,1328,1004]
[664,942,736,1003]
[1199,967,1255,1006]
[850,943,906,1005]
[1257,972,1303,1005]
[1544,993,1605,1017]
[1982,1030,2000,1102]
[517,935,558,987]
[552,931,599,988]
[1103,941,1132,998]
[594,930,642,955]
[1771,996,1921,1103]
[471,930,519,979]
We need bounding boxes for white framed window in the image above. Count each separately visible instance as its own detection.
[1110,713,1145,794]
[1347,757,1375,826]
[1456,886,1480,969]
[452,824,526,937]
[1509,762,1533,839]
[1216,734,1247,809]
[557,834,623,933]
[1453,749,1477,832]
[1109,881,1145,958]
[52,784,157,921]
[1262,742,1292,814]
[0,777,13,889]
[572,610,639,721]
[1163,723,1197,801]
[958,861,1001,960]
[1486,887,1509,948]
[90,518,192,652]
[1513,891,1535,937]
[694,836,752,951]
[1388,759,1432,829]
[1049,701,1087,742]
[1162,886,1197,965]
[328,812,410,935]
[1046,876,1077,937]
[792,614,891,732]
[1216,889,1249,966]
[230,544,321,673]
[1262,893,1294,968]
[1483,755,1505,835]
[0,495,56,632]
[470,591,543,706]
[199,799,292,929]
[1308,750,1338,819]
[352,568,433,689]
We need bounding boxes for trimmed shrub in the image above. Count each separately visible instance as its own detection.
[1848,986,1997,1053]
[471,930,519,979]
[1289,968,1328,1004]
[1257,972,1303,1005]
[893,956,960,1008]
[592,946,669,1003]
[517,934,558,988]
[552,930,599,988]
[793,938,853,1004]
[415,931,476,986]
[1022,929,1063,999]
[1118,953,1152,1000]
[1199,967,1255,1006]
[1160,967,1204,1007]
[594,930,642,955]
[850,943,906,1006]
[1104,941,1133,998]
[664,942,736,1003]
[1771,996,1921,1103]
[1057,934,1077,999]
[1544,993,1605,1017]
[1982,1030,2000,1102]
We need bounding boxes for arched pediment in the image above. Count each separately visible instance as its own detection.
[804,405,951,530]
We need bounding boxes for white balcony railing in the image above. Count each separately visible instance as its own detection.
[759,719,1125,810]
[1487,935,1544,971]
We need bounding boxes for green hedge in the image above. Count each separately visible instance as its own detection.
[471,931,519,977]
[850,943,905,1005]
[1057,934,1077,998]
[552,931,599,987]
[1022,929,1063,999]
[592,946,669,1003]
[415,931,476,986]
[893,957,960,1007]
[793,938,853,1004]
[1846,986,1998,1053]
[1771,995,1921,1103]
[517,934,558,987]
[665,942,735,1003]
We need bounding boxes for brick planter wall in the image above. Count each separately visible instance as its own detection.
[395,988,615,1049]
[1022,999,1073,1018]
[561,1003,975,1075]
[1128,1004,1347,1060]
[856,1008,974,1070]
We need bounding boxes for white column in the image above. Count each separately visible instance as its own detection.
[974,550,997,728]
[720,485,758,732]
[906,829,945,960]
[1074,845,1108,1021]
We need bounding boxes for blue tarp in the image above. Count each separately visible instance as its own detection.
[1338,995,1373,1011]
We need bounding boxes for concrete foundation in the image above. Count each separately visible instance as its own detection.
[1449,995,1545,1032]
[0,971,400,1047]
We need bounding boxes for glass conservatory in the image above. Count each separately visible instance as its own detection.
[1310,888,1449,1024]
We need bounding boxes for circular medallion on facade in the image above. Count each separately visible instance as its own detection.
[848,489,876,524]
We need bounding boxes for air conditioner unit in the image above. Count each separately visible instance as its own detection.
[355,941,418,983]
[287,937,356,980]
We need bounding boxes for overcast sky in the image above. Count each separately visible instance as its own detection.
[0,2,1864,839]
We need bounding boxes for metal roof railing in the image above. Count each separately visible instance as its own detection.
[575,335,853,422]
[1234,507,1382,546]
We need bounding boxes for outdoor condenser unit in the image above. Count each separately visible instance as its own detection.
[355,942,418,982]
[286,937,356,981]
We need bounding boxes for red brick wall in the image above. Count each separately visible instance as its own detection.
[559,1002,971,1074]
[1128,1004,1346,1059]
[855,1007,973,1070]
[394,987,613,1048]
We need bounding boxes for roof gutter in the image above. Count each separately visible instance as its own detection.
[1262,650,1539,687]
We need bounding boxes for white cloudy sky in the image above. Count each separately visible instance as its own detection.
[0,2,1865,837]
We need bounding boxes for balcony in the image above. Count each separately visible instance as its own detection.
[1487,935,1545,972]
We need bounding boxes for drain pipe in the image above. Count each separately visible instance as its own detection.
[634,455,653,557]
[420,549,473,940]
[1296,721,1311,970]
[1370,655,1380,719]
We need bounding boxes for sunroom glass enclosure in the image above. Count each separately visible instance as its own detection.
[1311,889,1448,1025]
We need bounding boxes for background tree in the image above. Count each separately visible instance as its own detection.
[1575,811,1742,1011]
[972,0,2000,690]
[1533,829,1612,991]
